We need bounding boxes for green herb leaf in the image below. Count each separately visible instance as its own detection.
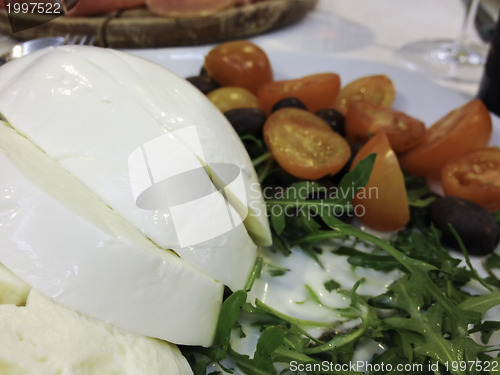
[324,279,341,292]
[213,290,247,352]
[337,153,376,205]
[458,291,500,316]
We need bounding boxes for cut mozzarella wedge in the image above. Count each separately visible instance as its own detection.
[106,48,272,247]
[0,263,30,306]
[0,290,193,375]
[0,123,222,346]
[0,45,269,291]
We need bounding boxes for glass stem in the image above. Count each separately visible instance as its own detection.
[456,0,481,48]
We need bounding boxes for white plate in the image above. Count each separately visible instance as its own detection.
[129,47,500,365]
[129,47,500,145]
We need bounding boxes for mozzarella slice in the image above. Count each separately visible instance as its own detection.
[0,263,30,306]
[0,290,193,375]
[0,123,222,346]
[103,46,272,247]
[0,45,266,290]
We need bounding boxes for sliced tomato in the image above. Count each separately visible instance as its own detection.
[442,147,500,212]
[345,100,426,153]
[207,87,261,112]
[258,73,341,114]
[204,40,273,94]
[399,100,492,180]
[335,75,395,114]
[351,132,409,232]
[263,108,351,180]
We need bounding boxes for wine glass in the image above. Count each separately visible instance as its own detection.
[396,0,488,83]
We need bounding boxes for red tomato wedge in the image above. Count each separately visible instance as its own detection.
[351,132,409,232]
[263,108,351,180]
[146,0,234,17]
[345,100,426,153]
[442,147,500,212]
[204,40,273,95]
[66,0,144,16]
[335,75,396,114]
[399,99,492,180]
[258,73,341,114]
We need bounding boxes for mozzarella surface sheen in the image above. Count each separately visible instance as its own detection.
[0,123,222,347]
[0,290,194,375]
[0,45,271,291]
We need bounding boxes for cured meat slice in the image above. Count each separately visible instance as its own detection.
[65,0,145,17]
[145,0,235,17]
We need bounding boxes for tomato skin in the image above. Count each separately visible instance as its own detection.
[335,75,395,114]
[258,73,341,114]
[204,40,273,94]
[351,132,409,232]
[207,87,261,112]
[399,100,492,180]
[441,147,500,212]
[345,100,426,153]
[263,108,351,180]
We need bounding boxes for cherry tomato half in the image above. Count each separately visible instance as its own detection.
[335,75,396,114]
[204,40,273,94]
[258,73,341,114]
[263,108,351,180]
[207,87,261,112]
[351,132,409,232]
[442,147,500,212]
[345,100,426,153]
[399,100,492,180]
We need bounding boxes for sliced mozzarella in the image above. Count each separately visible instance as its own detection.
[0,123,222,346]
[102,47,272,247]
[0,263,30,306]
[0,45,266,290]
[0,290,193,374]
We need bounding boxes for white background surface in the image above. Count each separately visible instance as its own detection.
[250,0,499,96]
[0,0,498,96]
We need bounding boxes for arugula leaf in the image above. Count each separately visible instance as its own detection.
[187,153,500,375]
[469,321,500,344]
[492,210,500,226]
[228,326,285,375]
[458,291,500,316]
[404,172,437,208]
[384,275,482,373]
[245,257,263,291]
[265,263,290,277]
[333,246,402,271]
[336,153,376,205]
[213,290,248,348]
[324,279,341,293]
[486,253,500,269]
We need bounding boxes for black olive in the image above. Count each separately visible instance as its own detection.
[428,196,500,255]
[186,75,220,95]
[315,108,346,136]
[271,97,308,112]
[330,142,364,185]
[262,168,298,190]
[223,108,267,138]
[199,66,210,77]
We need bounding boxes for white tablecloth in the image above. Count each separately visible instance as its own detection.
[248,0,497,96]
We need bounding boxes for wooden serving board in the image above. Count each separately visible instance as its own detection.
[0,0,318,48]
